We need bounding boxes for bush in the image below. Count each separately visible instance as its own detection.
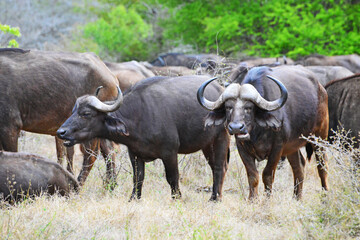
[82,4,153,61]
[0,23,21,47]
[161,0,360,59]
[76,0,359,61]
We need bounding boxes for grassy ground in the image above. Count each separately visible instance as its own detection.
[0,132,359,239]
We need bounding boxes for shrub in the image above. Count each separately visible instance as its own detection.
[76,0,359,61]
[0,23,21,47]
[82,4,153,61]
[161,0,360,59]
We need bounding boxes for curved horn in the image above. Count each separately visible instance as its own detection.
[94,86,103,97]
[197,77,223,111]
[89,86,123,112]
[240,75,288,111]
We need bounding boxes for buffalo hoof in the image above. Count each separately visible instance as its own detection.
[129,191,141,202]
[209,194,222,202]
[171,190,182,200]
[128,194,141,202]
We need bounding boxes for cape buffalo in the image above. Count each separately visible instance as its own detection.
[0,48,119,186]
[104,61,155,91]
[305,66,354,86]
[150,53,223,70]
[325,74,360,150]
[198,65,329,200]
[0,151,79,203]
[57,76,230,201]
[145,65,196,77]
[239,56,294,67]
[298,54,360,73]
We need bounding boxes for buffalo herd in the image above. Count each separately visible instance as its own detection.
[1,48,359,203]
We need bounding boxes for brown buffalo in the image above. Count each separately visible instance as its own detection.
[0,48,119,186]
[198,65,329,200]
[104,61,155,91]
[0,151,79,203]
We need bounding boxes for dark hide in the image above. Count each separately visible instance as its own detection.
[206,65,329,200]
[58,75,230,201]
[325,74,360,149]
[0,48,119,186]
[0,151,79,203]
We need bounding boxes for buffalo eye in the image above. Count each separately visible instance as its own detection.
[244,107,252,114]
[80,112,92,118]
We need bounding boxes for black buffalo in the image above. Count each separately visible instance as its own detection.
[325,74,360,150]
[0,48,119,186]
[198,65,329,199]
[0,151,79,203]
[57,76,230,201]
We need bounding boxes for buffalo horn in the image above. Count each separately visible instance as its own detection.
[197,77,224,111]
[88,86,123,112]
[240,75,288,111]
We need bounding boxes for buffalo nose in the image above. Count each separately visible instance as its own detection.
[228,122,246,134]
[57,128,67,138]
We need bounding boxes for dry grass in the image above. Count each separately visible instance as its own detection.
[1,132,359,239]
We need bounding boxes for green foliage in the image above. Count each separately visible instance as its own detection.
[82,4,153,61]
[77,0,359,61]
[0,23,21,48]
[161,0,360,59]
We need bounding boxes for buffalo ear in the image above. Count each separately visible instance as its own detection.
[204,109,226,127]
[255,112,282,131]
[104,115,129,136]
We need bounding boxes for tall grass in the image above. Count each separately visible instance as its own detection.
[0,132,359,239]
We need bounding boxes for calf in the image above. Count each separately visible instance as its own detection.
[0,151,79,203]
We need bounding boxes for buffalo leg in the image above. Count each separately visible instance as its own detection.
[262,149,282,197]
[100,139,117,190]
[313,145,329,191]
[0,129,19,152]
[129,151,145,201]
[287,150,306,199]
[202,132,229,201]
[236,142,259,200]
[161,154,181,199]
[55,136,75,174]
[77,140,99,185]
[66,146,75,173]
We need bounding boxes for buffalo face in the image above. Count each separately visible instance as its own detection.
[197,76,288,139]
[57,86,126,146]
[225,99,255,140]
